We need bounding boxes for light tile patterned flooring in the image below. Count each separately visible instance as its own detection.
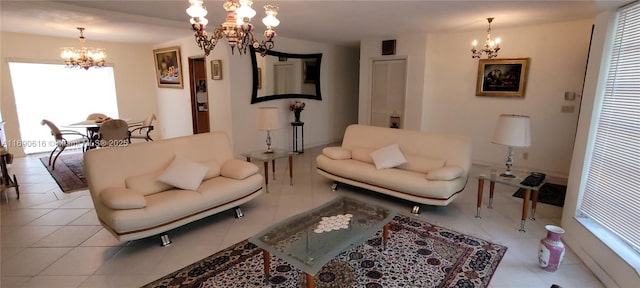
[1,146,604,288]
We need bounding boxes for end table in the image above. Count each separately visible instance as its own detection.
[291,121,304,153]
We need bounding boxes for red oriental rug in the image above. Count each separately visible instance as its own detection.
[142,214,507,288]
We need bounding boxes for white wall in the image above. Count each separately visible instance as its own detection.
[154,36,359,156]
[562,11,640,288]
[360,20,592,178]
[0,32,158,156]
[424,20,592,177]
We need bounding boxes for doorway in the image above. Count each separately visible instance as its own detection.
[188,57,210,134]
[370,59,407,128]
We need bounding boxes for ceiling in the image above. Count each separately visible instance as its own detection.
[0,1,629,46]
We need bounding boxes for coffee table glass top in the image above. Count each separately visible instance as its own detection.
[475,165,546,190]
[248,196,397,276]
[241,149,294,161]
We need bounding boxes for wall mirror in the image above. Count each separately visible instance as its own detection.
[250,47,322,104]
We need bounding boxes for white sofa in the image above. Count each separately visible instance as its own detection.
[316,124,472,213]
[84,132,264,245]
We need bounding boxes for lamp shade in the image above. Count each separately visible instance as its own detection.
[492,114,531,147]
[256,107,280,131]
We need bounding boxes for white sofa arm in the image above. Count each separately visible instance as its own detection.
[221,159,259,180]
[426,165,465,181]
[322,147,352,160]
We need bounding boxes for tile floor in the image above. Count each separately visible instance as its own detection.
[1,146,605,288]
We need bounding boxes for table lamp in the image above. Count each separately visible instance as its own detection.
[492,114,531,177]
[256,107,280,153]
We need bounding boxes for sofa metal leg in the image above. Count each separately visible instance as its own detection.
[234,207,244,218]
[331,182,339,191]
[411,205,421,215]
[160,233,172,247]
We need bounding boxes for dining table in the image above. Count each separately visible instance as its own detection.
[64,119,142,149]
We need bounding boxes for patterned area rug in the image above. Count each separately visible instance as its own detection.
[39,153,87,193]
[142,215,507,288]
[513,183,567,207]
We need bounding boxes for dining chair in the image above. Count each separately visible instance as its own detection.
[98,119,130,147]
[40,119,90,170]
[129,113,156,142]
[86,113,108,121]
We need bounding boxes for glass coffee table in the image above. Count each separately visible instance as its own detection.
[474,165,546,232]
[249,196,397,288]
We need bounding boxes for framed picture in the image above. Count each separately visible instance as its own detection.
[153,46,183,88]
[476,58,530,97]
[211,60,222,80]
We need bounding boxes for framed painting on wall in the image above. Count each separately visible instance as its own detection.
[476,58,530,97]
[153,46,183,89]
[211,60,222,80]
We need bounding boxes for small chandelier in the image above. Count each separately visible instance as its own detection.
[60,27,106,70]
[186,0,280,56]
[471,18,501,59]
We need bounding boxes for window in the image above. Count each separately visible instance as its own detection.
[579,1,640,254]
[8,62,119,154]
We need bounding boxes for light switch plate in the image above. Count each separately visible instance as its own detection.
[561,105,575,113]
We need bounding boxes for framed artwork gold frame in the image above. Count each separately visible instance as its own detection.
[153,46,183,88]
[211,60,222,80]
[476,58,530,97]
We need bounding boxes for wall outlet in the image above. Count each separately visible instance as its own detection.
[561,105,575,113]
[522,152,529,160]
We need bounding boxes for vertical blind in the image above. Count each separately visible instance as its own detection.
[580,1,640,252]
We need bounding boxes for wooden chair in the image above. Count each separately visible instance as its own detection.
[129,114,156,142]
[98,119,130,147]
[40,119,89,170]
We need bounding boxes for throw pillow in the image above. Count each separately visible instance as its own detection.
[351,147,375,163]
[100,187,147,210]
[125,169,174,196]
[157,155,209,190]
[370,144,407,169]
[221,159,259,180]
[201,158,221,180]
[426,166,464,181]
[322,147,352,160]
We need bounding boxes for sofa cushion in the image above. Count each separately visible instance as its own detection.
[100,187,147,210]
[426,166,464,181]
[351,147,375,163]
[201,158,221,180]
[221,159,259,180]
[399,154,447,174]
[322,147,351,160]
[370,144,407,169]
[125,169,174,196]
[158,155,209,190]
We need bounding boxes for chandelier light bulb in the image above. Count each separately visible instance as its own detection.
[186,4,207,18]
[472,40,478,47]
[495,38,501,45]
[262,5,280,28]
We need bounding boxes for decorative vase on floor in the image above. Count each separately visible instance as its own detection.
[538,225,566,272]
[294,110,301,122]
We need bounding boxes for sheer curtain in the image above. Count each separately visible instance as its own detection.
[8,62,119,154]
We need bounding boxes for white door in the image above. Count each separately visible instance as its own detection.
[371,59,407,128]
[274,64,295,94]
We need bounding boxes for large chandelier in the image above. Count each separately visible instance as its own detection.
[471,18,501,59]
[60,27,106,70]
[186,0,280,56]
